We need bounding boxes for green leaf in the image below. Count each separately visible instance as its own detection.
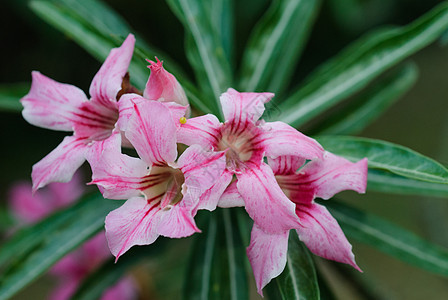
[30,0,211,114]
[317,136,448,184]
[184,209,248,300]
[326,201,448,277]
[0,83,29,112]
[167,0,232,116]
[265,232,320,300]
[239,0,320,94]
[72,239,169,300]
[312,63,418,135]
[367,169,448,198]
[276,2,448,127]
[0,193,122,300]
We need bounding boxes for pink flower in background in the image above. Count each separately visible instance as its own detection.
[88,101,226,259]
[21,34,136,192]
[178,88,325,233]
[8,173,136,300]
[245,153,368,295]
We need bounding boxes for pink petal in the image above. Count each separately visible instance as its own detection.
[295,203,361,271]
[125,101,177,165]
[236,163,300,233]
[177,114,221,148]
[247,225,289,296]
[89,34,135,106]
[49,279,80,300]
[87,132,148,200]
[260,121,324,160]
[9,182,53,223]
[47,171,85,207]
[32,136,88,192]
[218,179,245,208]
[220,88,274,124]
[268,155,306,175]
[283,152,368,205]
[101,277,136,300]
[200,170,233,211]
[144,58,189,108]
[157,203,200,238]
[72,97,118,141]
[105,197,162,259]
[21,71,88,131]
[177,145,227,195]
[118,94,188,132]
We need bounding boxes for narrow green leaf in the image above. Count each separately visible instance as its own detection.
[239,0,320,94]
[276,2,448,127]
[0,83,29,112]
[72,239,169,300]
[167,0,232,116]
[326,201,448,277]
[0,193,122,300]
[312,63,418,135]
[184,209,248,300]
[30,0,211,114]
[266,232,320,300]
[367,169,448,198]
[317,136,448,184]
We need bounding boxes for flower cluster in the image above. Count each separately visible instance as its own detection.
[21,34,368,295]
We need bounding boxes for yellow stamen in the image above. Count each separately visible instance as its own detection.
[179,117,187,124]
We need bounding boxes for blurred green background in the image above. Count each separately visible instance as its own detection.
[1,0,448,299]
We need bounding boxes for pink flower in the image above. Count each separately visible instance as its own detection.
[21,34,136,192]
[246,153,367,295]
[8,175,136,300]
[88,100,226,259]
[178,88,325,233]
[8,172,84,224]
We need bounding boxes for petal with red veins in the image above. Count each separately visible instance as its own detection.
[220,88,274,124]
[177,114,221,148]
[295,203,361,271]
[105,197,162,259]
[21,71,88,131]
[268,155,306,175]
[157,203,200,238]
[87,133,149,200]
[201,170,233,211]
[89,34,135,106]
[72,97,118,141]
[177,145,226,195]
[218,179,245,208]
[247,225,289,296]
[162,102,189,127]
[32,136,88,192]
[236,163,300,233]
[260,121,324,160]
[144,58,189,108]
[282,152,368,205]
[126,101,177,165]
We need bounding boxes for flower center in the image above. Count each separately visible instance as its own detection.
[140,165,185,210]
[216,122,261,172]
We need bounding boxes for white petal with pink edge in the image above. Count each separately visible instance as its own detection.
[125,101,177,165]
[89,34,135,106]
[105,196,162,259]
[246,225,289,296]
[87,133,149,200]
[31,135,88,192]
[201,170,234,210]
[236,163,300,233]
[21,71,88,131]
[218,179,245,208]
[260,121,324,160]
[220,88,274,124]
[295,203,361,271]
[177,114,221,148]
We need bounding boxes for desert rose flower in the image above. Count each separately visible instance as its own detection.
[21,34,135,192]
[88,101,226,259]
